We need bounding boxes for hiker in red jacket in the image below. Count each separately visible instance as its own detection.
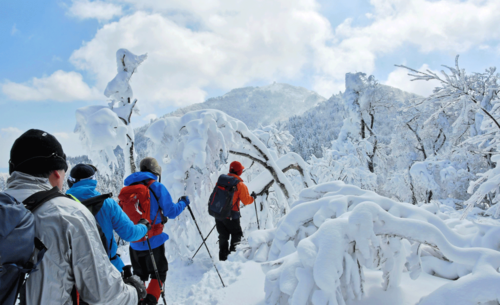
[216,161,255,261]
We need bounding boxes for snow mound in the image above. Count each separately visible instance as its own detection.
[244,181,500,305]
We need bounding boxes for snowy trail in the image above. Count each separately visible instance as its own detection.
[118,245,266,305]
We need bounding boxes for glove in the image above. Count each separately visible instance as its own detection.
[161,215,169,225]
[179,196,190,206]
[123,275,147,300]
[138,218,152,231]
[251,192,257,199]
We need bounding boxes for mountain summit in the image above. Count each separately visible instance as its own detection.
[165,82,326,129]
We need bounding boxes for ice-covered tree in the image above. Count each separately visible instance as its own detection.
[308,73,395,191]
[75,49,147,177]
[398,56,500,214]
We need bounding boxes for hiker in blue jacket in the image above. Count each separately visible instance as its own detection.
[66,163,148,273]
[123,157,189,305]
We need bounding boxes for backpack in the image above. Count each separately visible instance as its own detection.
[0,187,67,305]
[207,174,240,220]
[118,180,164,243]
[79,194,113,258]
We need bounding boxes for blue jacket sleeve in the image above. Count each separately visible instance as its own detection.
[152,182,186,219]
[108,198,148,242]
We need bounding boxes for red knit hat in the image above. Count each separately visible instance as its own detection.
[229,161,244,176]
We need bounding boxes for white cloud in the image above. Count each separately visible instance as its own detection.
[384,64,440,97]
[313,0,500,95]
[53,132,85,157]
[2,70,101,102]
[69,1,334,107]
[11,24,18,36]
[0,127,23,170]
[5,0,498,108]
[68,0,123,21]
[66,0,500,105]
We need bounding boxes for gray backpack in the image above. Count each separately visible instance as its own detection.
[0,187,65,305]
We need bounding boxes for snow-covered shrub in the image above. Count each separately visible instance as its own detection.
[410,158,476,204]
[245,181,500,305]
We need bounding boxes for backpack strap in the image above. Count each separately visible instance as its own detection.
[80,193,113,216]
[146,180,159,203]
[23,187,72,212]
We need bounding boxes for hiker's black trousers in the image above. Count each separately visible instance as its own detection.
[215,218,243,261]
[129,243,168,283]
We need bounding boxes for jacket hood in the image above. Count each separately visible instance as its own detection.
[6,171,52,191]
[66,179,100,201]
[124,171,158,186]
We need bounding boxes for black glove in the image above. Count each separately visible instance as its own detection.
[179,196,190,206]
[251,192,257,199]
[161,215,169,225]
[138,218,152,231]
[123,275,147,300]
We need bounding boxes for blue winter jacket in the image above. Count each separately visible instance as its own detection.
[124,172,188,251]
[67,180,148,272]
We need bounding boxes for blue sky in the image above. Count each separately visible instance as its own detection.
[1,0,500,172]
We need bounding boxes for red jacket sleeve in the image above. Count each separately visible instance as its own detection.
[236,182,254,206]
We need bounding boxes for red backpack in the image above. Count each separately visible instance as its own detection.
[118,180,163,243]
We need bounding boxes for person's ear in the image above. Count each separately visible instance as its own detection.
[53,170,63,179]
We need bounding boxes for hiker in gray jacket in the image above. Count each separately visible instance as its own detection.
[5,129,146,305]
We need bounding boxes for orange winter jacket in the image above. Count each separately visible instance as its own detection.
[228,173,254,211]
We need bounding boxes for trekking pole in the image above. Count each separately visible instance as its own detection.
[187,205,226,287]
[192,224,216,260]
[254,198,260,230]
[145,235,167,305]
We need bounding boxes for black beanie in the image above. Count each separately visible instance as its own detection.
[68,164,97,187]
[9,129,68,176]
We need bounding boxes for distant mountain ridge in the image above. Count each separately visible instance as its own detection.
[135,82,326,154]
[164,83,326,129]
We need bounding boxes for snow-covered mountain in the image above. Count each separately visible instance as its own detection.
[135,82,326,155]
[287,84,420,160]
[165,82,326,129]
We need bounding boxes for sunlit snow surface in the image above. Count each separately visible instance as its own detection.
[118,242,453,305]
[119,246,266,305]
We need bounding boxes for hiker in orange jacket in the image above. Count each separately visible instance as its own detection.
[216,161,254,261]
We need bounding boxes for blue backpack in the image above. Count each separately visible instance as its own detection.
[0,187,65,305]
[208,174,240,220]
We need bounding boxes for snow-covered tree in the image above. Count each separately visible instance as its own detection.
[398,56,500,214]
[75,49,147,177]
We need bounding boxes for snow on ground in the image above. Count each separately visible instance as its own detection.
[118,240,453,305]
[118,246,266,305]
[348,270,450,305]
